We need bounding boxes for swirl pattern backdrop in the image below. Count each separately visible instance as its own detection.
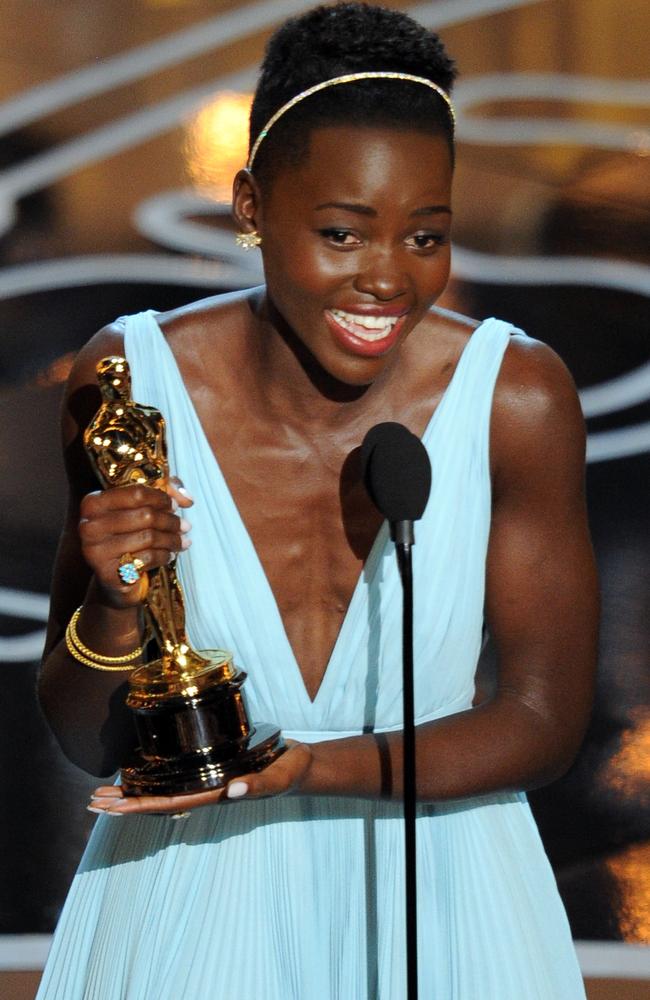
[0,1,647,997]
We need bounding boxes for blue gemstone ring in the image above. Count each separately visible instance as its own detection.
[118,553,145,586]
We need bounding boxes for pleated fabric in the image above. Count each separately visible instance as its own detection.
[37,312,585,999]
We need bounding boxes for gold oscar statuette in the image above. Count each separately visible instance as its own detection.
[84,356,285,795]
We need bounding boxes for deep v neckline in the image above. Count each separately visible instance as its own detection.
[145,311,483,709]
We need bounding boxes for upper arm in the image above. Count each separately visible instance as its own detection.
[44,322,127,656]
[485,336,599,767]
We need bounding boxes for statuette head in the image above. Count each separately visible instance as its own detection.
[96,356,132,401]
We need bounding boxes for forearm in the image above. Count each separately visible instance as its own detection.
[301,692,580,802]
[38,584,143,776]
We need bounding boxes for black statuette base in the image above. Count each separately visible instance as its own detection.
[121,723,285,796]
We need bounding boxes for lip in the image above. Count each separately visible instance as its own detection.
[334,304,409,318]
[324,309,408,358]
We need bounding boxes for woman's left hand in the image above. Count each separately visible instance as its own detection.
[88,741,312,817]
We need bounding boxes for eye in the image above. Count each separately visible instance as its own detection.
[405,231,449,251]
[319,228,362,247]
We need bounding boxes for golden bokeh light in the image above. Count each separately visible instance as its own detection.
[605,842,650,943]
[599,709,650,942]
[603,709,650,804]
[184,92,252,202]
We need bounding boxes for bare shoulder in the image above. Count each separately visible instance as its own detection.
[62,320,128,438]
[429,303,480,335]
[62,287,259,439]
[149,290,262,395]
[494,333,584,432]
[156,288,261,348]
[409,305,478,378]
[425,304,479,348]
[52,320,129,500]
[491,332,586,490]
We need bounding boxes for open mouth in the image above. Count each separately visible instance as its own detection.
[324,308,407,356]
[329,308,400,341]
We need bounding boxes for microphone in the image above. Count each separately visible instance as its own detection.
[361,422,432,546]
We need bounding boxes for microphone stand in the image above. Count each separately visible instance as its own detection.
[392,520,418,1000]
[360,420,430,1000]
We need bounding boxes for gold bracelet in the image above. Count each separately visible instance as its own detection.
[65,631,139,671]
[65,606,146,670]
[68,606,146,662]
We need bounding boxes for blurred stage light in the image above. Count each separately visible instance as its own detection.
[606,842,650,942]
[184,92,252,202]
[605,709,650,804]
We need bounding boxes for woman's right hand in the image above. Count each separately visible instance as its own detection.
[78,479,193,607]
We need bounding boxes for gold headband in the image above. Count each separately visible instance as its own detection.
[247,71,455,171]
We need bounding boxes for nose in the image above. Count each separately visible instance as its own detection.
[353,248,409,301]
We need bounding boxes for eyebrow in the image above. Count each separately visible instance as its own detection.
[314,201,451,216]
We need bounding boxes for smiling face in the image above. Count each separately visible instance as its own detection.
[234,125,453,386]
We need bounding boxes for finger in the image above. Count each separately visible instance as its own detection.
[87,788,125,814]
[80,507,184,542]
[166,477,194,509]
[88,787,226,816]
[82,521,191,606]
[92,786,126,799]
[87,526,187,563]
[84,541,183,599]
[81,485,173,518]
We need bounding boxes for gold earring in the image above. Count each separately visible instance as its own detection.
[235,230,262,250]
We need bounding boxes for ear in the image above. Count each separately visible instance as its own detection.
[232,169,263,233]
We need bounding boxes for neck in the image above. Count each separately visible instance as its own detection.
[246,293,387,427]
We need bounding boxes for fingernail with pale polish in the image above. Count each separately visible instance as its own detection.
[181,536,192,550]
[178,487,194,503]
[179,518,192,534]
[87,805,123,817]
[227,781,248,799]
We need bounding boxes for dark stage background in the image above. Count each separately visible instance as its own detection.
[0,0,648,990]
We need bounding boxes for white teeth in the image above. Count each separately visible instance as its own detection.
[329,308,399,341]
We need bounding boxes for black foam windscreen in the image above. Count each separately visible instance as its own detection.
[361,422,432,522]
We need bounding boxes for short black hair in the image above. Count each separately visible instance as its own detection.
[249,2,457,186]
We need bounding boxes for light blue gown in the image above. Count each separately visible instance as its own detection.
[37,311,586,999]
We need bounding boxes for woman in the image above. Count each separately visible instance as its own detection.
[37,4,598,998]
